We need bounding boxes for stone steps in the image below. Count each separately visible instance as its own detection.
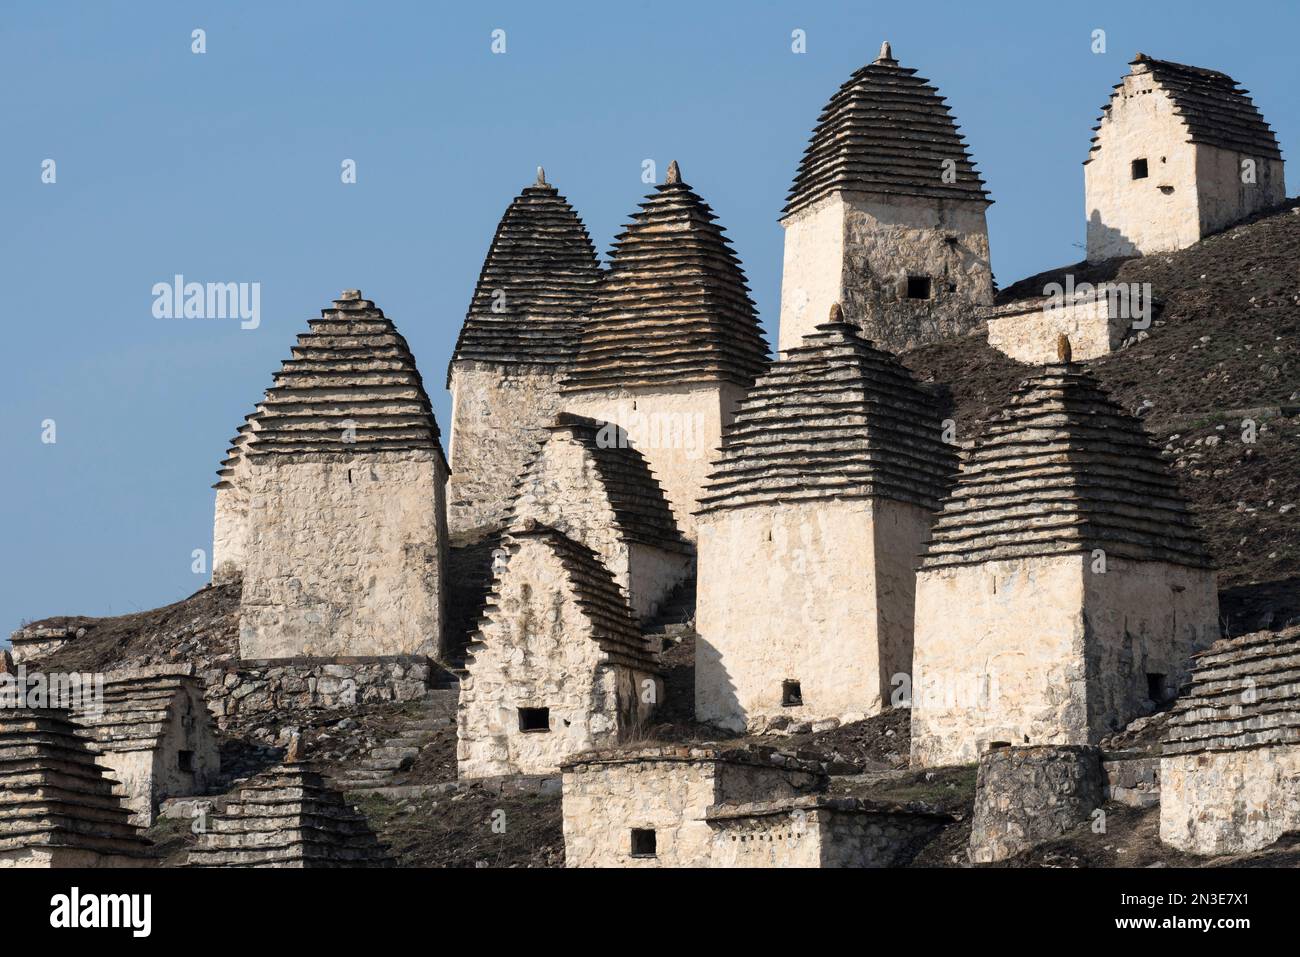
[335,690,457,792]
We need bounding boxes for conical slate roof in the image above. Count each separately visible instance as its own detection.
[920,362,1213,570]
[784,41,991,219]
[186,762,392,868]
[1164,626,1300,755]
[235,290,446,467]
[465,522,659,674]
[449,170,602,381]
[504,413,690,555]
[1086,54,1283,164]
[697,312,956,514]
[564,162,769,390]
[0,709,152,862]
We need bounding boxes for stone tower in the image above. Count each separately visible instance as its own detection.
[778,42,993,356]
[231,290,449,661]
[694,308,956,733]
[447,169,602,544]
[910,358,1219,767]
[563,161,769,540]
[1085,54,1285,262]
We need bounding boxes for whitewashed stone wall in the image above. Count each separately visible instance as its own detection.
[695,498,933,732]
[510,428,691,621]
[564,382,747,541]
[448,360,567,543]
[239,450,447,660]
[778,192,993,354]
[212,425,258,583]
[911,554,1218,766]
[457,539,660,779]
[1161,746,1300,855]
[985,294,1132,364]
[0,847,147,869]
[561,750,824,868]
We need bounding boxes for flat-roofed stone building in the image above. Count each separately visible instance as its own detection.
[911,356,1218,766]
[563,161,769,540]
[1085,54,1286,262]
[457,523,662,779]
[0,709,152,868]
[778,42,993,355]
[70,668,218,827]
[233,290,449,660]
[1161,626,1300,856]
[695,309,955,732]
[505,413,692,622]
[448,170,602,543]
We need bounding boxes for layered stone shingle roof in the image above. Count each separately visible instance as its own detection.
[0,709,152,862]
[186,762,392,868]
[217,291,445,470]
[697,312,956,514]
[784,41,991,218]
[70,668,205,754]
[564,161,769,391]
[920,362,1212,570]
[505,414,690,554]
[449,169,602,378]
[1164,627,1300,756]
[467,522,659,673]
[1087,54,1283,163]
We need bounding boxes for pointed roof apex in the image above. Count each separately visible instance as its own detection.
[666,160,681,185]
[536,166,548,187]
[875,40,896,64]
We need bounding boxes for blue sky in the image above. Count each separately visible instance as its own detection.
[2,1,1296,641]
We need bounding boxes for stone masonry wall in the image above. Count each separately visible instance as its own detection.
[1161,746,1300,855]
[985,295,1131,365]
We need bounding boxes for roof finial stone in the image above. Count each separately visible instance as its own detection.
[1057,334,1073,364]
[876,40,895,63]
[666,160,681,185]
[536,166,547,186]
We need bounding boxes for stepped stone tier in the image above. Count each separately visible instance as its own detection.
[1160,626,1300,855]
[1085,54,1285,263]
[911,358,1219,766]
[695,310,957,733]
[227,290,450,661]
[0,709,153,868]
[505,413,692,622]
[186,760,392,868]
[69,667,219,827]
[457,522,662,779]
[563,160,769,540]
[778,41,993,355]
[448,170,603,543]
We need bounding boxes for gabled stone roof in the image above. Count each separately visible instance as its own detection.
[1087,54,1283,163]
[186,762,392,867]
[564,162,769,391]
[504,413,690,554]
[784,41,991,218]
[697,312,956,514]
[234,290,446,467]
[449,170,601,380]
[71,668,205,754]
[920,362,1212,570]
[0,709,152,861]
[466,522,659,674]
[1164,626,1300,756]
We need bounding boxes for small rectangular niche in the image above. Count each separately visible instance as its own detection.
[781,680,803,708]
[517,707,550,733]
[1146,673,1167,702]
[1131,158,1149,180]
[906,276,933,300]
[178,750,195,773]
[630,828,657,858]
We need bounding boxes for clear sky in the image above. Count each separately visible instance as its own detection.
[2,1,1296,642]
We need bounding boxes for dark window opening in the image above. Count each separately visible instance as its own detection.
[781,680,802,708]
[630,828,657,857]
[178,750,195,773]
[1131,158,1149,180]
[518,707,550,733]
[1146,673,1167,702]
[989,741,1012,750]
[906,276,932,300]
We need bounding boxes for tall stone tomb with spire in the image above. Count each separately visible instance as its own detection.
[447,169,602,543]
[562,161,769,540]
[778,42,993,356]
[1085,54,1285,262]
[910,352,1219,766]
[694,306,956,732]
[223,290,449,660]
